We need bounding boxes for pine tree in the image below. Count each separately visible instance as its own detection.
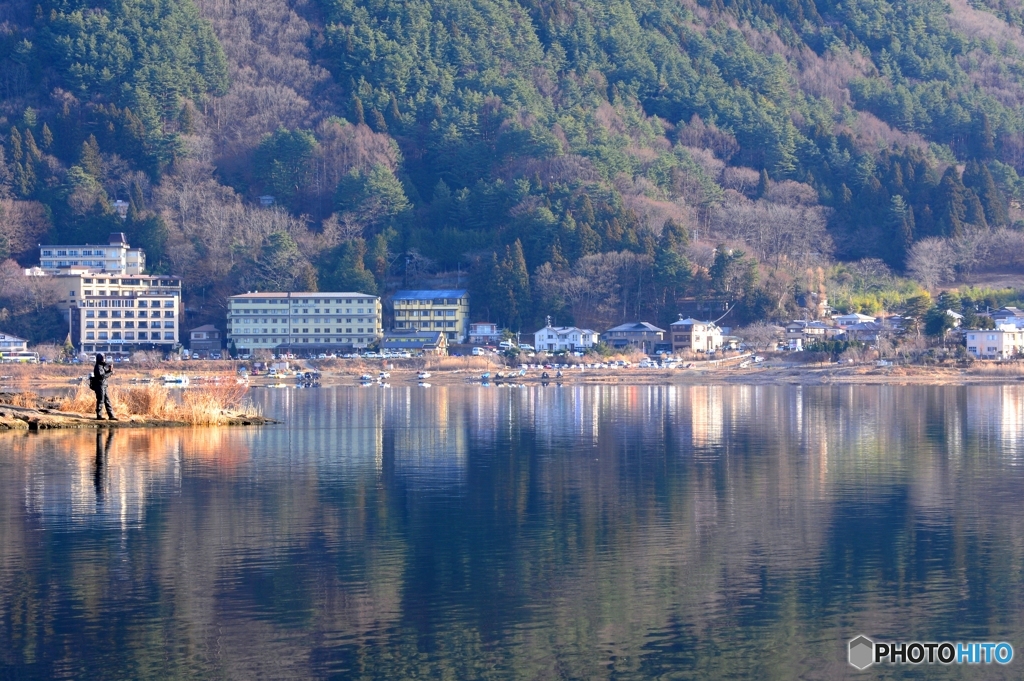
[886,195,914,269]
[8,127,22,163]
[964,188,987,229]
[962,160,1008,227]
[757,168,771,198]
[936,166,967,238]
[970,113,996,161]
[80,135,102,178]
[40,123,53,150]
[350,95,365,125]
[547,238,569,271]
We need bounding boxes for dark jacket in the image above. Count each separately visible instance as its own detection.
[91,362,113,390]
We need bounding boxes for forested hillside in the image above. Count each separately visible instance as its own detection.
[3,0,1024,339]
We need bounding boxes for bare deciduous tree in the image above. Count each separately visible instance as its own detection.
[907,238,955,290]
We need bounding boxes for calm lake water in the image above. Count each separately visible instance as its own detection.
[2,384,1024,680]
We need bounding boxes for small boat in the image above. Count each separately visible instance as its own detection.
[161,373,190,386]
[481,372,491,380]
[417,371,431,379]
[359,374,373,381]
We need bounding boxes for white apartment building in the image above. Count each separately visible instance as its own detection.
[39,232,145,275]
[80,291,181,356]
[33,234,181,356]
[226,292,382,355]
[965,326,1023,360]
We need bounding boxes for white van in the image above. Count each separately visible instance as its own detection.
[472,347,486,356]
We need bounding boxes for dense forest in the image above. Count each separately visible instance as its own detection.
[3,0,1024,340]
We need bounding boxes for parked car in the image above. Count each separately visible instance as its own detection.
[472,347,486,356]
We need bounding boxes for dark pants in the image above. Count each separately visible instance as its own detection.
[94,385,114,418]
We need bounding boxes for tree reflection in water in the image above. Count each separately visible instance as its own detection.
[1,385,1023,680]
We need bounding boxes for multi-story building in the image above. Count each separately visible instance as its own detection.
[39,233,145,275]
[670,318,723,354]
[392,290,469,343]
[32,234,182,357]
[226,292,382,355]
[468,322,501,345]
[965,326,1023,359]
[79,290,181,356]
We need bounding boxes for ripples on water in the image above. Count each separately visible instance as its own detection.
[2,385,1024,680]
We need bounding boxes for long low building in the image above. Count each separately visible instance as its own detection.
[226,292,382,355]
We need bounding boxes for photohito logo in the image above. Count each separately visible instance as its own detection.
[848,635,1013,669]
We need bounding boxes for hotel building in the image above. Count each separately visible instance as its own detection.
[391,290,469,343]
[226,292,382,355]
[32,234,182,356]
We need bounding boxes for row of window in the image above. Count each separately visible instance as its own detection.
[395,299,465,306]
[86,321,174,329]
[396,321,458,329]
[396,310,458,317]
[86,310,175,318]
[83,299,176,309]
[234,298,375,305]
[44,260,109,269]
[233,317,374,324]
[233,328,374,335]
[82,278,179,286]
[42,249,118,257]
[230,307,374,315]
[236,338,370,345]
[84,332,175,341]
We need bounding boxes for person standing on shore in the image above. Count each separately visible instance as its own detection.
[90,354,117,421]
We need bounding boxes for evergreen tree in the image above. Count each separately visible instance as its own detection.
[757,168,771,198]
[80,135,102,178]
[963,160,1008,227]
[964,188,987,229]
[886,194,914,269]
[935,166,967,238]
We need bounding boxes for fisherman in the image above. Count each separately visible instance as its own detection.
[90,353,117,421]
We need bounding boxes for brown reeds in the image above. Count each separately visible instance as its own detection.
[966,361,1024,376]
[57,378,259,424]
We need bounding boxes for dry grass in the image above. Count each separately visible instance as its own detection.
[9,391,39,408]
[58,379,259,424]
[966,361,1024,376]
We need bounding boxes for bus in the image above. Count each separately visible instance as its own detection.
[0,351,40,364]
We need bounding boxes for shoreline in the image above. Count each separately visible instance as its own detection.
[5,360,1024,391]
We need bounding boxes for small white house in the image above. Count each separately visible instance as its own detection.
[534,321,597,352]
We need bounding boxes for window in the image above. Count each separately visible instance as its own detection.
[86,332,95,340]
[164,332,174,340]
[138,332,148,340]
[164,321,174,328]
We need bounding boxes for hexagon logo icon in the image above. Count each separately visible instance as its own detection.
[849,635,874,670]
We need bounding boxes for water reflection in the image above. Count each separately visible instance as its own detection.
[1,385,1023,679]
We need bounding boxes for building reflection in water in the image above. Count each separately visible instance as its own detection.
[3,384,1024,680]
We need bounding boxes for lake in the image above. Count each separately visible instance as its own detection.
[2,384,1024,679]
